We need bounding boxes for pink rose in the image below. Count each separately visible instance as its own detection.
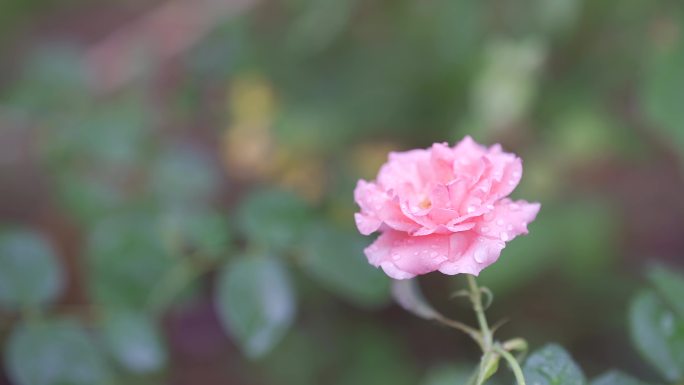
[354,137,540,279]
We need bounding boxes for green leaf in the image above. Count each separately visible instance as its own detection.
[0,229,64,310]
[643,37,684,156]
[5,318,112,385]
[159,207,232,260]
[215,255,297,358]
[590,370,651,385]
[299,225,389,307]
[149,146,220,205]
[4,45,88,112]
[629,290,684,382]
[87,213,175,309]
[102,310,167,373]
[647,264,684,319]
[236,189,312,251]
[391,279,440,320]
[522,344,586,385]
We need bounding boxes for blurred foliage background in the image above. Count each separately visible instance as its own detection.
[0,0,683,384]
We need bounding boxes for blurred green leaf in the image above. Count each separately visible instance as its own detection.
[472,38,545,131]
[647,264,684,319]
[590,370,651,385]
[0,229,64,310]
[523,344,586,385]
[237,189,312,251]
[299,225,389,307]
[55,172,130,225]
[5,318,111,385]
[87,213,175,309]
[43,95,151,169]
[643,37,684,156]
[215,255,297,359]
[629,290,684,382]
[3,45,88,111]
[150,146,220,205]
[102,309,167,374]
[284,0,355,58]
[159,207,232,260]
[391,279,440,320]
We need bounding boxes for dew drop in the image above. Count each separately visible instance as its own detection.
[486,204,495,210]
[474,248,487,263]
[500,232,509,241]
[507,224,513,231]
[512,171,521,178]
[509,203,520,211]
[496,219,505,226]
[508,180,516,186]
[392,253,401,261]
[466,206,476,214]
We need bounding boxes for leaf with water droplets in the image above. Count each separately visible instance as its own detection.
[629,290,684,382]
[391,279,441,320]
[522,344,586,385]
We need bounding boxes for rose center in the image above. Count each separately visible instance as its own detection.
[419,197,432,210]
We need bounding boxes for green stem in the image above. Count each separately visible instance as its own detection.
[435,314,483,350]
[467,275,492,349]
[495,345,527,385]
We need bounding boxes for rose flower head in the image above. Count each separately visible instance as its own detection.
[354,137,540,279]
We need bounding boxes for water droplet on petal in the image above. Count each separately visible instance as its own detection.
[512,171,521,178]
[496,219,504,226]
[500,232,509,241]
[392,253,401,261]
[486,204,495,210]
[466,205,476,214]
[508,180,516,186]
[474,248,487,263]
[506,224,513,231]
[509,203,520,211]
